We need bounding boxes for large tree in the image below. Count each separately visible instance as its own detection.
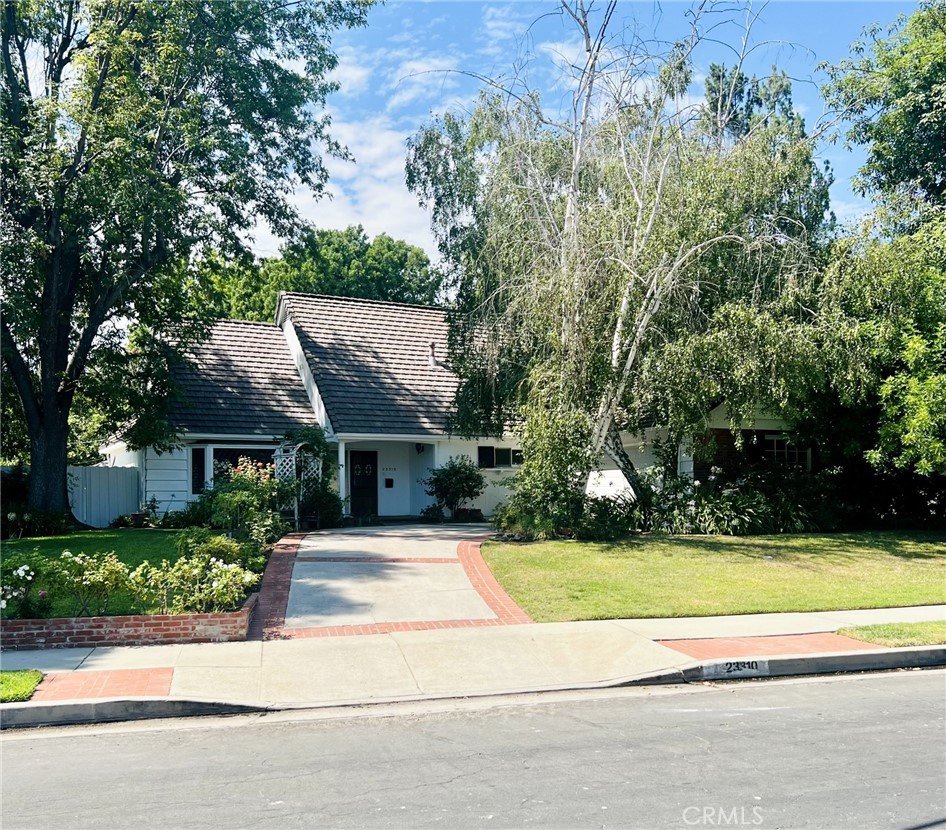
[823,0,946,211]
[1,0,371,513]
[208,225,443,322]
[407,1,831,513]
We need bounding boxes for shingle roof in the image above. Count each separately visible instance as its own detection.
[280,293,458,436]
[169,320,315,436]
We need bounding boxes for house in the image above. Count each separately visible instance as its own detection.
[103,292,799,519]
[103,294,521,519]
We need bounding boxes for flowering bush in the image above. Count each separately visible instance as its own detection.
[174,527,265,572]
[132,529,263,613]
[131,554,259,614]
[0,552,51,618]
[208,457,293,545]
[49,551,131,616]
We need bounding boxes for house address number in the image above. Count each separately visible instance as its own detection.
[703,659,770,680]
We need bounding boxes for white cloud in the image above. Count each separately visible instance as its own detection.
[249,114,436,260]
[329,46,373,97]
[386,55,460,112]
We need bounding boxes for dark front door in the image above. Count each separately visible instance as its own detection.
[349,451,378,518]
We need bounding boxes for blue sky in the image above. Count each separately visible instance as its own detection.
[252,1,917,259]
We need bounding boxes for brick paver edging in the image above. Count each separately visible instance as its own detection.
[457,540,533,625]
[260,533,533,640]
[0,594,258,651]
[249,532,307,640]
[658,632,885,660]
[31,667,175,701]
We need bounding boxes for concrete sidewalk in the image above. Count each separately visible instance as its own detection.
[2,604,943,727]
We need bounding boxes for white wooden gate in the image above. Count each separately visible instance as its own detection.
[68,466,140,528]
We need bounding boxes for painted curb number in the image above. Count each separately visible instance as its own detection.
[704,659,771,680]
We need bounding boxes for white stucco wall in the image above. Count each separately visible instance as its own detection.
[436,438,516,517]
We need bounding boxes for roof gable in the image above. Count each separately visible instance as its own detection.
[280,293,458,436]
[169,320,315,436]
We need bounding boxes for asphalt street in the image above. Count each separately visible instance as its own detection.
[2,670,944,830]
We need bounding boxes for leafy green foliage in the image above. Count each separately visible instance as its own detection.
[207,226,444,322]
[823,1,946,209]
[495,405,597,539]
[422,456,486,518]
[1,0,371,513]
[131,551,259,614]
[0,552,51,618]
[49,551,131,617]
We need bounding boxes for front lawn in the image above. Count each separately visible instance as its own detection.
[0,670,44,702]
[2,529,180,617]
[482,531,946,622]
[838,621,946,648]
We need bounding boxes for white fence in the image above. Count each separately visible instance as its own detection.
[69,466,140,528]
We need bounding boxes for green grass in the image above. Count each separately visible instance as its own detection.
[837,621,946,647]
[1,528,180,617]
[0,670,43,702]
[481,531,946,622]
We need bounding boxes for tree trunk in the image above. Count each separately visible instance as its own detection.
[602,422,652,509]
[26,414,72,514]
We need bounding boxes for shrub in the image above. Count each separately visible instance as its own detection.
[497,406,597,538]
[421,456,486,518]
[419,504,444,523]
[160,498,214,529]
[0,552,52,619]
[574,494,638,541]
[131,554,259,614]
[1,506,71,539]
[49,551,131,616]
[174,527,266,573]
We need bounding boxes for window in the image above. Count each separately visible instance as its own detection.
[190,447,206,495]
[477,446,522,468]
[211,447,275,481]
[764,435,810,470]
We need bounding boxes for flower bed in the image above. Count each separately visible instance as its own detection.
[0,594,257,651]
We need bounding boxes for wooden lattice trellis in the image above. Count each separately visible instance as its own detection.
[274,441,323,530]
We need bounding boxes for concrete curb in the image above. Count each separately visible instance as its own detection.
[0,698,267,730]
[677,645,946,684]
[2,646,943,730]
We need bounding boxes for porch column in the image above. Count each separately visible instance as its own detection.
[337,440,349,514]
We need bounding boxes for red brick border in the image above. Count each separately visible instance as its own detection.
[1,595,258,651]
[658,632,884,660]
[248,532,306,640]
[458,540,533,625]
[32,668,174,701]
[295,556,460,564]
[263,534,533,639]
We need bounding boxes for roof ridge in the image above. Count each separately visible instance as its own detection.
[283,292,446,314]
[213,319,281,329]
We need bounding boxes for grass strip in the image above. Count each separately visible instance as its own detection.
[482,531,946,622]
[837,620,946,648]
[0,670,44,703]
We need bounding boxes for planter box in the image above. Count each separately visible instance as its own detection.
[0,594,258,651]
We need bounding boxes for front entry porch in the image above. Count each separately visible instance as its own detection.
[337,439,439,518]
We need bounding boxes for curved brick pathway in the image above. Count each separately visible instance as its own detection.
[250,524,532,640]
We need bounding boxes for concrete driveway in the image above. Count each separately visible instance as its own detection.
[282,524,506,631]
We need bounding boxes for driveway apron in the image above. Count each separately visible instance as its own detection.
[280,524,509,634]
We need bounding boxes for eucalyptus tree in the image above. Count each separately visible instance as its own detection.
[407,0,831,518]
[1,0,371,513]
